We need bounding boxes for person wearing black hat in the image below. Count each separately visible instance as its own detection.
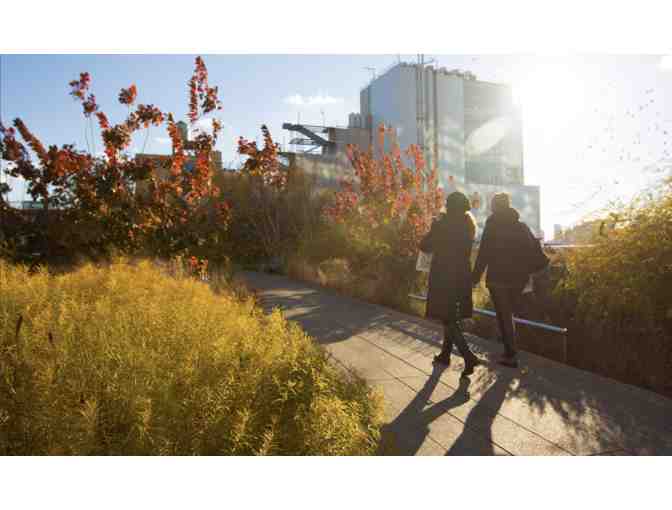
[472,192,548,368]
[419,191,482,376]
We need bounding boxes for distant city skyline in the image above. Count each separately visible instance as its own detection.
[2,54,671,237]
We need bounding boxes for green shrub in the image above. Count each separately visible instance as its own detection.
[0,259,383,455]
[293,210,428,313]
[218,165,327,271]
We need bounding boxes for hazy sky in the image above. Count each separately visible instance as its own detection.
[2,54,671,237]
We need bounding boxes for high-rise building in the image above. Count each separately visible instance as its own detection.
[360,62,540,236]
[282,61,541,237]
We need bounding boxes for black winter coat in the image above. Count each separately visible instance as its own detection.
[472,206,538,289]
[419,213,475,323]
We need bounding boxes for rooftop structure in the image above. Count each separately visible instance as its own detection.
[282,60,541,236]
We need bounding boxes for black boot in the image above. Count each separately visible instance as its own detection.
[434,337,453,366]
[433,349,452,366]
[445,321,481,376]
[461,353,481,376]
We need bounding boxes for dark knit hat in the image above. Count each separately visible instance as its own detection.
[445,191,471,213]
[491,192,511,213]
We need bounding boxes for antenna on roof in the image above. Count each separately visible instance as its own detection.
[418,54,436,66]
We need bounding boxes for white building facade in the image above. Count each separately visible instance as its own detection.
[359,63,540,237]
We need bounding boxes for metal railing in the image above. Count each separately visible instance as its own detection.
[542,243,596,249]
[408,293,569,363]
[6,200,43,210]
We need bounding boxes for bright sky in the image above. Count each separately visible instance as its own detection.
[2,54,672,238]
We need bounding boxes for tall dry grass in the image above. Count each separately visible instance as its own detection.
[0,259,383,455]
[554,182,672,395]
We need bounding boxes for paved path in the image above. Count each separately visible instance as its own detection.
[242,272,672,455]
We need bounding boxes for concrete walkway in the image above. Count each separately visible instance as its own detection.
[242,272,672,456]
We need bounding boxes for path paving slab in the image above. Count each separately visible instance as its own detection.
[243,272,672,456]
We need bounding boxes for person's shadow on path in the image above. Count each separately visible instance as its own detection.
[379,363,516,455]
[379,364,471,455]
[446,369,515,455]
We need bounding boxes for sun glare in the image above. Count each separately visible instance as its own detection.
[512,64,586,127]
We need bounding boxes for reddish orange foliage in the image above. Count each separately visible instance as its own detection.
[1,56,230,260]
[119,84,138,106]
[1,120,91,208]
[188,56,222,124]
[127,104,164,130]
[68,72,91,100]
[13,119,48,164]
[325,124,444,256]
[69,73,99,118]
[95,111,110,130]
[166,114,186,176]
[237,125,285,189]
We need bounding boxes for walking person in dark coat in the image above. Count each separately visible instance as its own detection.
[472,192,546,368]
[420,191,482,376]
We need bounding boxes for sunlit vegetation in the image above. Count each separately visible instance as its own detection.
[556,179,672,394]
[289,126,443,311]
[0,58,384,455]
[0,259,383,455]
[0,57,230,266]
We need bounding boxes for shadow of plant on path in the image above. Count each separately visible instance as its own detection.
[245,271,442,347]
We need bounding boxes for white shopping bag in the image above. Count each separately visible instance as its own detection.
[416,251,433,273]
